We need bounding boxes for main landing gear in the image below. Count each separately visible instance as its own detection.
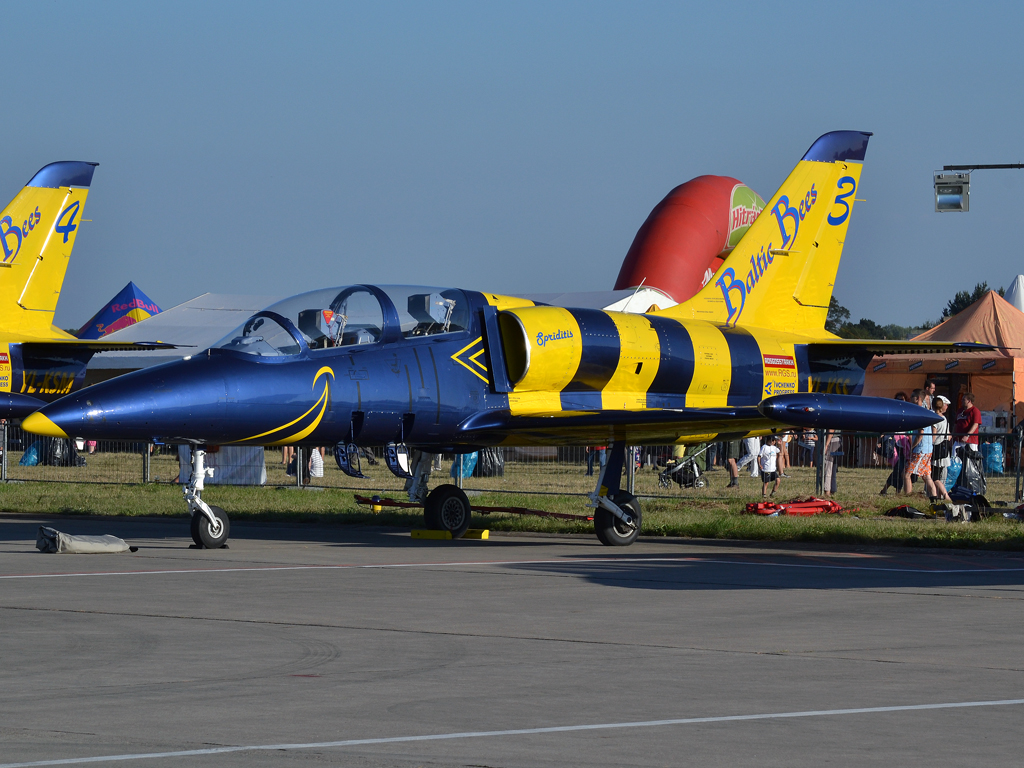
[413,442,642,546]
[588,441,642,546]
[423,484,473,538]
[402,450,472,539]
[184,447,230,548]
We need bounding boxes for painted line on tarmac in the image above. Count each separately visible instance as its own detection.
[2,697,1023,767]
[4,554,1024,581]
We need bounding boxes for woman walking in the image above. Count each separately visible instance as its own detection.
[930,395,953,501]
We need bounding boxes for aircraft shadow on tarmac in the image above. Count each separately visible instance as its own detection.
[0,516,584,550]
[3,516,1024,593]
[502,552,1024,592]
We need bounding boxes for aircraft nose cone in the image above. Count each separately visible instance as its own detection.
[22,412,69,438]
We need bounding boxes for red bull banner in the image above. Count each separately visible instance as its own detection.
[77,281,162,339]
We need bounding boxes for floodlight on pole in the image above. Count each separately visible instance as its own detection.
[934,172,969,212]
[934,163,1024,212]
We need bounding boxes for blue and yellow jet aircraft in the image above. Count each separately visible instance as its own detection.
[25,132,979,547]
[0,161,172,418]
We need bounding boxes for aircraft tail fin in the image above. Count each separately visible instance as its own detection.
[659,131,870,333]
[0,161,98,336]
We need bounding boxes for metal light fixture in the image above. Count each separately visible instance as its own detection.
[934,171,970,212]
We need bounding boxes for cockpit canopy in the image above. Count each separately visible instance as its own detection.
[214,285,470,356]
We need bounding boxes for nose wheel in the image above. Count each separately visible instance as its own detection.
[191,505,230,548]
[184,446,231,549]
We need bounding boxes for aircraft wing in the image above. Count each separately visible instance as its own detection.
[458,394,939,446]
[19,339,181,352]
[803,340,1000,355]
[459,405,769,445]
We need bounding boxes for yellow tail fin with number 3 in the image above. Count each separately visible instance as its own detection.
[661,131,870,335]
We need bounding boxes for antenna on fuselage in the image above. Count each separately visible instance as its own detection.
[622,278,646,313]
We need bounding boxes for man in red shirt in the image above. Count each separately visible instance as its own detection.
[955,392,982,453]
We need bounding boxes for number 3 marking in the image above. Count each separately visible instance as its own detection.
[827,176,856,226]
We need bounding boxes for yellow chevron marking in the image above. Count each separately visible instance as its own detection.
[241,366,334,444]
[468,347,488,371]
[451,337,490,383]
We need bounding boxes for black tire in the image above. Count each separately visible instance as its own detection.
[594,491,641,546]
[423,494,442,530]
[190,511,202,546]
[694,477,707,489]
[425,484,472,539]
[192,505,230,549]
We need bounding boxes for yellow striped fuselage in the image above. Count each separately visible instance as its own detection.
[493,304,813,442]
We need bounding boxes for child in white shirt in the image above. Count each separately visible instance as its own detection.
[759,436,782,497]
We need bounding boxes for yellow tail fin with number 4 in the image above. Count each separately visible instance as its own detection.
[0,161,98,338]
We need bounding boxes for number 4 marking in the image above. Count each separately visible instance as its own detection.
[54,200,81,243]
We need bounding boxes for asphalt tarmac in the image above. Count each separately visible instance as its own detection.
[2,514,1024,767]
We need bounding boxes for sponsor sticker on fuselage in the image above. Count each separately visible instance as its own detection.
[0,346,11,392]
[762,353,797,396]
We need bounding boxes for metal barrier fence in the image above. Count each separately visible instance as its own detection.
[3,424,1022,503]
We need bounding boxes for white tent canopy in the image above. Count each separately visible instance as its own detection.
[1004,274,1024,313]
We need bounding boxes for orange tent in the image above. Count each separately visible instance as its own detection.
[862,291,1022,428]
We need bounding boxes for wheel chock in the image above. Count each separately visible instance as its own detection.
[411,529,452,540]
[410,529,490,540]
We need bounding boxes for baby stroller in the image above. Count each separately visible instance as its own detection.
[658,444,709,489]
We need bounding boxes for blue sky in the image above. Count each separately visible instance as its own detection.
[1,1,1021,329]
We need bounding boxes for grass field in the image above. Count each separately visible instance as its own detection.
[3,448,1024,551]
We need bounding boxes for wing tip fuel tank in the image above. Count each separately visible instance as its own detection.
[758,393,939,432]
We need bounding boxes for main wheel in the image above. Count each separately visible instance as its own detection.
[594,491,641,546]
[191,506,230,548]
[423,494,442,530]
[424,484,472,539]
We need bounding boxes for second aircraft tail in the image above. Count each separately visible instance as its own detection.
[0,161,98,337]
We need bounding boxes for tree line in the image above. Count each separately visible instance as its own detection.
[827,282,1005,340]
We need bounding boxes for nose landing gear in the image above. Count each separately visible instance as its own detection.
[184,447,230,548]
[588,441,642,546]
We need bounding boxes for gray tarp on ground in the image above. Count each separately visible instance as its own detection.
[36,526,131,554]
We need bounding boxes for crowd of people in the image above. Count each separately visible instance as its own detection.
[611,378,990,501]
[282,444,326,483]
[633,429,835,498]
[660,427,840,497]
[878,384,982,500]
